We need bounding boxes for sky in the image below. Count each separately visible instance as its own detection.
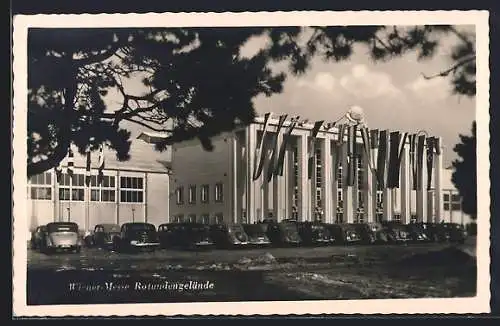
[107,25,476,167]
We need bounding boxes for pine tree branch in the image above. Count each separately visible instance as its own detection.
[421,55,476,80]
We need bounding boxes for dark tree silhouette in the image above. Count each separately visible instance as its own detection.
[27,25,475,177]
[451,122,477,219]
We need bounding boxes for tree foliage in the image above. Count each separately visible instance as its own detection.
[27,25,476,176]
[451,122,477,219]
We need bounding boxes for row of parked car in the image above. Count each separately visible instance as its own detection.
[30,219,469,254]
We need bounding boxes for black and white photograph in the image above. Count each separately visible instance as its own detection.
[12,11,491,316]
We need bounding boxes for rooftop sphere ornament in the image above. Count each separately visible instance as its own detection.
[347,105,365,122]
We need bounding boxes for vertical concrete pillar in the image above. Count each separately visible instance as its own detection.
[382,136,392,221]
[400,146,411,224]
[322,138,332,223]
[434,137,444,223]
[297,133,309,222]
[363,147,374,223]
[246,124,257,223]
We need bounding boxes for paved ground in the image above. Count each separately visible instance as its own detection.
[27,238,477,305]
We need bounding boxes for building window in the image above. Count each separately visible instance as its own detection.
[29,172,52,200]
[175,186,184,205]
[315,146,322,208]
[174,214,184,223]
[292,146,299,210]
[393,214,401,222]
[337,165,343,189]
[336,205,343,224]
[90,175,116,202]
[444,192,462,211]
[120,176,144,203]
[59,173,85,201]
[187,214,196,223]
[214,182,223,202]
[201,184,209,203]
[188,185,196,204]
[200,214,210,224]
[214,213,224,224]
[357,190,364,209]
[355,208,365,224]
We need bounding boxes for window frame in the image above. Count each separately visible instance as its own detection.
[90,175,116,203]
[119,176,144,203]
[214,182,224,203]
[188,185,197,204]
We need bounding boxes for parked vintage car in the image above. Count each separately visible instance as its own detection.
[84,223,121,248]
[442,223,468,244]
[242,223,271,247]
[418,222,450,242]
[30,225,47,250]
[210,223,250,249]
[382,222,410,244]
[296,222,331,246]
[405,223,430,243]
[39,222,82,253]
[354,222,388,244]
[158,223,214,250]
[112,222,160,253]
[263,221,302,247]
[323,223,362,245]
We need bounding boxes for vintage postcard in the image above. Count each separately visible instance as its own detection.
[12,10,491,316]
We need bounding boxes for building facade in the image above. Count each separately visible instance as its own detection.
[27,139,171,232]
[169,114,469,225]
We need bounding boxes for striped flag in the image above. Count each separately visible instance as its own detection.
[346,125,357,187]
[252,113,272,181]
[307,120,324,179]
[375,130,388,189]
[275,117,299,176]
[387,131,409,189]
[85,149,91,187]
[266,114,288,183]
[337,124,347,145]
[97,144,105,185]
[434,137,442,155]
[360,127,375,173]
[426,137,435,191]
[54,164,62,183]
[409,134,417,191]
[67,148,74,180]
[416,135,426,191]
[332,125,347,182]
[370,129,379,149]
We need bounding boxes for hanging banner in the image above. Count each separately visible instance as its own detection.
[434,137,442,155]
[337,124,347,145]
[332,126,346,181]
[275,118,299,176]
[252,112,272,181]
[426,137,435,191]
[416,135,426,191]
[266,114,288,183]
[387,132,409,189]
[376,130,388,189]
[346,125,357,187]
[307,120,324,179]
[85,150,92,187]
[360,127,375,173]
[408,134,417,191]
[97,144,105,185]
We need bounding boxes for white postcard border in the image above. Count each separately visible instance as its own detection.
[12,10,491,316]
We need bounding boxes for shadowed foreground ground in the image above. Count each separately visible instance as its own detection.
[27,241,476,305]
